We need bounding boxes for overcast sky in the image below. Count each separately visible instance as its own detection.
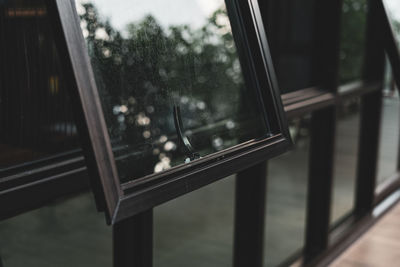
[76,0,224,33]
[384,0,400,22]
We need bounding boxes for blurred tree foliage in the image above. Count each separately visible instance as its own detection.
[339,0,368,84]
[77,3,267,180]
[79,3,246,142]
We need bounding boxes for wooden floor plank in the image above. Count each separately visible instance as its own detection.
[331,203,400,267]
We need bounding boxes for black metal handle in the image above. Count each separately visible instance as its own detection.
[173,105,200,161]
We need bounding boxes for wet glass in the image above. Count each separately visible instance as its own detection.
[264,115,309,266]
[75,0,270,182]
[376,1,400,188]
[376,62,400,188]
[154,176,234,267]
[0,193,112,267]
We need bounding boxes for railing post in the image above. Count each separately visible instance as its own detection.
[304,0,342,262]
[354,0,385,218]
[304,107,337,263]
[113,210,153,267]
[233,162,267,267]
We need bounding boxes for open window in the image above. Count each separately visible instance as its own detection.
[50,0,291,224]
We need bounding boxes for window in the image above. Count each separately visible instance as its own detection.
[53,0,291,223]
[154,177,235,267]
[377,63,400,188]
[0,192,111,267]
[264,115,310,266]
[331,97,361,224]
[2,0,398,266]
[379,0,400,190]
[76,0,271,182]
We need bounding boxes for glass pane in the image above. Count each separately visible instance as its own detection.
[378,0,400,188]
[0,193,111,267]
[75,0,270,182]
[260,0,316,93]
[331,97,361,224]
[383,0,400,44]
[264,115,309,266]
[338,0,368,84]
[0,0,79,170]
[154,176,234,267]
[377,63,400,187]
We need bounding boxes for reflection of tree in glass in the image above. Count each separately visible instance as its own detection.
[78,3,256,179]
[339,0,368,84]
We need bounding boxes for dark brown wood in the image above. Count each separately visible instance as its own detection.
[0,159,88,221]
[355,0,386,218]
[380,0,400,179]
[0,79,382,222]
[309,214,375,267]
[117,135,289,223]
[1,1,397,266]
[233,162,267,267]
[311,1,343,91]
[304,107,337,262]
[284,92,336,118]
[338,81,381,99]
[48,0,121,222]
[113,210,153,267]
[282,87,328,105]
[283,82,382,119]
[304,0,342,262]
[362,0,386,83]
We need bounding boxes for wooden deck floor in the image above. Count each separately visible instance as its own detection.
[331,201,400,267]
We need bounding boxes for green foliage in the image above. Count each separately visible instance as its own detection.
[339,0,368,84]
[79,3,244,139]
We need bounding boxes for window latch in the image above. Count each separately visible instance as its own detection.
[173,105,200,162]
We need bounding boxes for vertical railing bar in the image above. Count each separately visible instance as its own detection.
[304,107,337,263]
[113,210,153,267]
[233,162,267,267]
[354,0,386,218]
[303,0,343,263]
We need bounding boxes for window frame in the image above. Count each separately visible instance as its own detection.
[49,0,291,224]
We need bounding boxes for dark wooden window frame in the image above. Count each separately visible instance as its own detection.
[47,0,291,224]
